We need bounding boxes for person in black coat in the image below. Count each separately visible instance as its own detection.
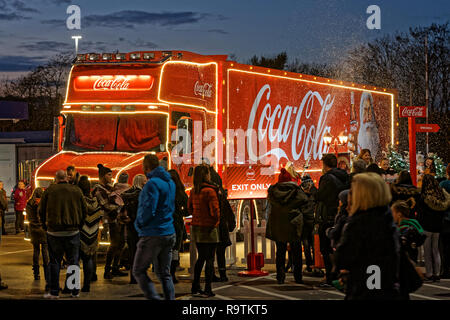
[416,174,450,281]
[26,187,49,287]
[121,174,147,284]
[299,175,317,272]
[168,170,189,284]
[201,164,236,282]
[327,189,350,250]
[334,173,401,300]
[212,190,236,282]
[316,154,349,287]
[266,168,309,284]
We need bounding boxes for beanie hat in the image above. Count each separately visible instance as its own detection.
[278,168,293,183]
[301,175,314,189]
[301,174,313,184]
[118,172,129,184]
[97,164,112,179]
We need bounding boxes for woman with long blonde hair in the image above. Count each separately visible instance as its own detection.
[334,173,401,300]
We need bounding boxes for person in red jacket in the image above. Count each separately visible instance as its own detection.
[13,180,27,234]
[188,165,220,297]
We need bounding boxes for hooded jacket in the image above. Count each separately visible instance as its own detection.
[266,182,309,243]
[135,166,175,237]
[416,189,450,233]
[316,168,349,225]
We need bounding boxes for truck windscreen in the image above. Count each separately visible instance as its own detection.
[63,114,166,152]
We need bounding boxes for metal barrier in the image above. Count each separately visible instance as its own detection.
[186,219,278,277]
[240,219,276,265]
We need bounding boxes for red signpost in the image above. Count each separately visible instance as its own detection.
[399,106,439,185]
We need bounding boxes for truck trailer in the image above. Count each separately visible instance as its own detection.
[31,50,398,233]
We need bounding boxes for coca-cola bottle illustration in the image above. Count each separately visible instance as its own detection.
[348,92,359,154]
[350,92,357,127]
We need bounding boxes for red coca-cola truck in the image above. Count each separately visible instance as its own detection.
[30,50,398,235]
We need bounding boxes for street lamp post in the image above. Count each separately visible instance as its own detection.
[323,131,349,157]
[72,35,82,55]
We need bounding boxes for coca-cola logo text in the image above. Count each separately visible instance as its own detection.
[194,81,213,98]
[74,75,154,92]
[247,84,334,163]
[93,76,130,91]
[400,106,427,118]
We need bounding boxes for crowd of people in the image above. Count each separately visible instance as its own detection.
[0,155,236,299]
[265,149,450,300]
[0,147,449,300]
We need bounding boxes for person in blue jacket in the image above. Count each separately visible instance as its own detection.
[132,154,176,300]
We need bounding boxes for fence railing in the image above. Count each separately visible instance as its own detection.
[240,219,276,265]
[186,219,276,277]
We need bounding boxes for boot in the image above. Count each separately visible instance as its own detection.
[170,261,178,284]
[104,266,113,280]
[211,272,221,282]
[203,282,215,297]
[219,268,228,282]
[191,282,204,295]
[111,266,127,277]
[32,265,40,280]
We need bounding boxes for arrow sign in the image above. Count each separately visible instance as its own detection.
[416,123,440,133]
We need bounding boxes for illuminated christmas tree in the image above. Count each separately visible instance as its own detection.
[427,153,446,178]
[383,145,409,173]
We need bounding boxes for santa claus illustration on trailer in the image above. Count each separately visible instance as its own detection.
[349,92,381,160]
[357,92,380,159]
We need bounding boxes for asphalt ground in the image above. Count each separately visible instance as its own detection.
[1,233,450,301]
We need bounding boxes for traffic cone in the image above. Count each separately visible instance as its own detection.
[314,233,325,269]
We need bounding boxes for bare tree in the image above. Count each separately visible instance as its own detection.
[338,22,449,162]
[0,53,73,132]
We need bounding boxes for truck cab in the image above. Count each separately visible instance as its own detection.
[33,50,221,190]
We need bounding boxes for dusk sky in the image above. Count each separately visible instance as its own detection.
[0,0,449,78]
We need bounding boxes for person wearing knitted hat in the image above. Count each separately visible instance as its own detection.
[278,168,294,183]
[93,164,127,279]
[266,167,309,284]
[299,175,317,273]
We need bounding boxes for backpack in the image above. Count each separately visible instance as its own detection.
[400,219,426,249]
